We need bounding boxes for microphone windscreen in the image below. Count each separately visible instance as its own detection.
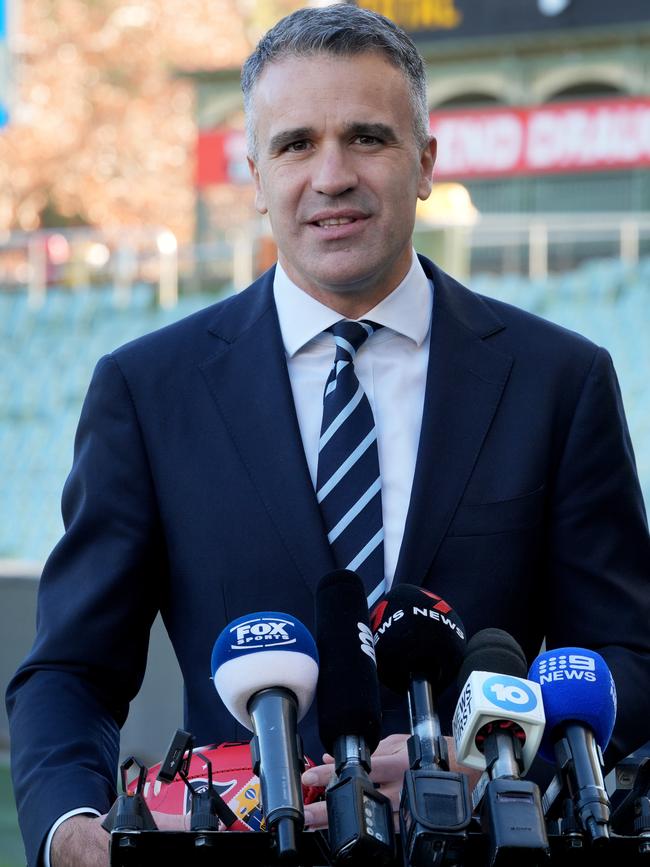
[528,647,617,763]
[211,611,319,729]
[457,627,528,689]
[315,570,382,754]
[370,584,466,695]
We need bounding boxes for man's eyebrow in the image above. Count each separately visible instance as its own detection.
[344,121,399,142]
[267,127,315,154]
[267,122,400,154]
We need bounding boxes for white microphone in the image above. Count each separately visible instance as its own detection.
[453,669,545,776]
[211,611,319,860]
[453,629,545,777]
[453,629,549,865]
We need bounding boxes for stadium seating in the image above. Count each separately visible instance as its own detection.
[1,261,649,562]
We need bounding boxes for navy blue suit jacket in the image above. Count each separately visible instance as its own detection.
[7,256,650,866]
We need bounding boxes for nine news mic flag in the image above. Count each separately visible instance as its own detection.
[211,612,319,860]
[529,646,616,843]
[315,569,395,865]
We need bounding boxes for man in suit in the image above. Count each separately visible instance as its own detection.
[7,5,650,866]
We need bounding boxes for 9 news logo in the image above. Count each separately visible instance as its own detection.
[482,675,538,713]
[536,653,596,682]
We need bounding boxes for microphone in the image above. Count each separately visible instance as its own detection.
[529,647,616,844]
[315,570,394,864]
[454,628,546,779]
[453,628,549,865]
[371,584,471,867]
[211,611,319,861]
[371,584,466,768]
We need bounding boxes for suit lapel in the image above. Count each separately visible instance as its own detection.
[199,270,335,594]
[394,260,514,586]
[198,260,514,595]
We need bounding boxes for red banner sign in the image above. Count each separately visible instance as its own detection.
[196,97,650,187]
[430,97,650,179]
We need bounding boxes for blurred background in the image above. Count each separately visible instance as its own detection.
[1,0,649,863]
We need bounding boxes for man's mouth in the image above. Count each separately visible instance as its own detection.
[314,217,357,227]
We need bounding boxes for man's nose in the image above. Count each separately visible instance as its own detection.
[311,144,358,196]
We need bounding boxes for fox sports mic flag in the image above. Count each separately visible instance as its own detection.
[528,647,617,763]
[211,612,319,729]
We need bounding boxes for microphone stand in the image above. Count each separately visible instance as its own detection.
[407,677,449,769]
[249,687,305,862]
[324,735,394,865]
[478,724,550,866]
[553,724,610,844]
[399,675,472,867]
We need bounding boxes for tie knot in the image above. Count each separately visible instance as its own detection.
[329,320,382,358]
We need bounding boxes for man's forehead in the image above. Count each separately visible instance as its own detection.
[251,52,410,134]
[253,51,404,99]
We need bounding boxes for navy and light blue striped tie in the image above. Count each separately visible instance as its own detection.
[316,320,386,608]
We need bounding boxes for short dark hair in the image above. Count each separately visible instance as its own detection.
[241,4,430,157]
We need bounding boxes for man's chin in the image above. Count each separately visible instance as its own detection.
[281,245,411,306]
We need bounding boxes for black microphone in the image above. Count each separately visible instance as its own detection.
[316,570,395,865]
[454,629,550,866]
[371,584,466,769]
[371,584,471,867]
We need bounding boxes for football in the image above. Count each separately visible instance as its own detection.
[128,741,323,831]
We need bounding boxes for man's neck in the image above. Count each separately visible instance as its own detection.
[277,253,415,320]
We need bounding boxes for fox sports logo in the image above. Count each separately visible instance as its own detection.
[230,616,296,649]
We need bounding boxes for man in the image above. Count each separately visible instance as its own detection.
[7,5,650,866]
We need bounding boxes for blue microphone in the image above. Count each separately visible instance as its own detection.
[212,612,319,860]
[529,647,616,843]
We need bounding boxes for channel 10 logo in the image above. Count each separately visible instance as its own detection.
[482,675,538,713]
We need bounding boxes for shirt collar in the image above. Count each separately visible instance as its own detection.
[273,251,433,358]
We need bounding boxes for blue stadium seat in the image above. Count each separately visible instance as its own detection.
[1,269,648,562]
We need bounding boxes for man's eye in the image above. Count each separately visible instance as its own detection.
[355,135,381,146]
[286,140,310,153]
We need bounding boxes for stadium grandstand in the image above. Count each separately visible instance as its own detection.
[1,217,649,565]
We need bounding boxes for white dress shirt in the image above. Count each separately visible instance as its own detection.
[274,250,433,588]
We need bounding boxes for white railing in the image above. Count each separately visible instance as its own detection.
[2,213,650,308]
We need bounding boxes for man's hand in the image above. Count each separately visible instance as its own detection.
[51,810,187,866]
[302,734,483,830]
[302,733,410,829]
[50,816,109,867]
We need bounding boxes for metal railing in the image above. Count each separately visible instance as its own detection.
[2,213,650,309]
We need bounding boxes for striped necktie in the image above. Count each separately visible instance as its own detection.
[316,319,386,607]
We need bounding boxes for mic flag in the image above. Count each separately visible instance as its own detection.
[528,647,616,763]
[211,611,319,728]
[370,584,465,695]
[453,628,546,774]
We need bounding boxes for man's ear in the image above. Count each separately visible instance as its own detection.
[248,156,268,215]
[417,136,437,201]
